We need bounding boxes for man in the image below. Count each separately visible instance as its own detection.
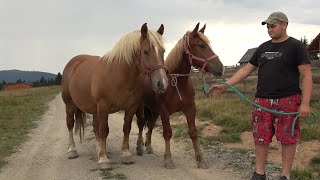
[213,12,313,180]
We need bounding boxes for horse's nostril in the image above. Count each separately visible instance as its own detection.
[157,81,163,90]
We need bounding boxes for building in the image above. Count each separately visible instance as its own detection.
[238,47,257,66]
[4,82,33,91]
[307,33,320,60]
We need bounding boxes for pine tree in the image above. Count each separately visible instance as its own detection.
[55,72,62,85]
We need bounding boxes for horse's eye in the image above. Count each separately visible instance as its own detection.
[199,44,205,48]
[143,50,149,55]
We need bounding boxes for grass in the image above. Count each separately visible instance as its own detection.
[0,86,60,169]
[201,136,219,148]
[100,170,127,180]
[291,168,314,180]
[309,156,320,173]
[195,93,252,134]
[231,148,251,154]
[172,124,189,139]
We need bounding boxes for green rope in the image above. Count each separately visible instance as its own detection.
[202,83,209,95]
[214,81,318,137]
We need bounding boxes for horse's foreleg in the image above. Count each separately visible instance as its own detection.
[184,102,209,169]
[121,110,135,164]
[92,114,100,155]
[161,110,175,169]
[97,106,111,170]
[136,104,145,156]
[145,112,158,154]
[66,104,79,159]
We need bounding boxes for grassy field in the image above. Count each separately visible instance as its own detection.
[0,86,60,169]
[192,67,320,178]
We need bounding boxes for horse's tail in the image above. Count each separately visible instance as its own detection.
[143,106,153,129]
[74,107,86,143]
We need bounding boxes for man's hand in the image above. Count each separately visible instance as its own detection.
[210,84,227,95]
[299,103,311,118]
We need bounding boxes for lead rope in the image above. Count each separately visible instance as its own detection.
[213,81,318,137]
[169,73,201,101]
[169,74,182,101]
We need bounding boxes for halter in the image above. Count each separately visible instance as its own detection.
[183,34,219,72]
[137,52,168,76]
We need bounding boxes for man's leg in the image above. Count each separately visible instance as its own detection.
[281,143,297,179]
[276,94,301,179]
[255,144,270,175]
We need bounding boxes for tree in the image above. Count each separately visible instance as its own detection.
[55,72,62,85]
[0,80,7,91]
[300,36,308,47]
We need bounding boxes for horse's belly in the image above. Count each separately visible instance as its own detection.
[69,75,96,114]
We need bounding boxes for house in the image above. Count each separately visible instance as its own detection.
[307,33,320,60]
[4,82,33,91]
[238,47,257,66]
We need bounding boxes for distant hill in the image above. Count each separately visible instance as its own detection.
[0,70,57,83]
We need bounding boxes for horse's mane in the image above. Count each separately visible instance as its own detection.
[102,30,165,65]
[165,31,210,72]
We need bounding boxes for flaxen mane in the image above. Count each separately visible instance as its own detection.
[102,30,165,66]
[165,31,210,72]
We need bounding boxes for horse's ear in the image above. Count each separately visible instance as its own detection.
[191,22,200,37]
[157,24,164,36]
[141,23,148,39]
[199,23,206,33]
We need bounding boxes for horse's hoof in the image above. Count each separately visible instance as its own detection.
[98,162,112,170]
[197,161,209,169]
[164,161,176,169]
[120,155,134,164]
[67,150,79,159]
[136,149,144,156]
[145,146,154,154]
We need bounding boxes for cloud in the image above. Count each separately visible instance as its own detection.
[0,0,319,73]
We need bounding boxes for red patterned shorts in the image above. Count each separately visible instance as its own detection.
[251,94,301,145]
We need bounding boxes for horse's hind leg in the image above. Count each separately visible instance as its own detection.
[183,102,209,169]
[136,104,145,156]
[65,103,79,159]
[145,111,159,154]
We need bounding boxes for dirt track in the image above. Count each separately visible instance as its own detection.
[0,94,241,180]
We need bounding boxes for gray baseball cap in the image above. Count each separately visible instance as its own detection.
[261,12,288,25]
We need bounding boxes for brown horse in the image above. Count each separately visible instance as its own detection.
[61,23,169,170]
[135,23,224,169]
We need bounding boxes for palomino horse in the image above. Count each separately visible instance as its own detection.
[135,23,224,169]
[61,23,169,170]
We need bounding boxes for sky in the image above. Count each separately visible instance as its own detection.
[1,0,319,74]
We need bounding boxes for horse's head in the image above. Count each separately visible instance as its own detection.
[138,23,168,94]
[185,23,224,77]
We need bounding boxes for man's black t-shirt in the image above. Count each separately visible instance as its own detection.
[249,37,310,98]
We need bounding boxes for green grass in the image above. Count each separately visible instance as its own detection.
[0,86,60,169]
[291,168,315,180]
[310,156,320,173]
[195,93,252,134]
[201,136,219,148]
[203,133,242,144]
[100,170,127,180]
[231,148,251,154]
[172,124,189,139]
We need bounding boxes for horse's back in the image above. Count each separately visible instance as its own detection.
[62,55,100,113]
